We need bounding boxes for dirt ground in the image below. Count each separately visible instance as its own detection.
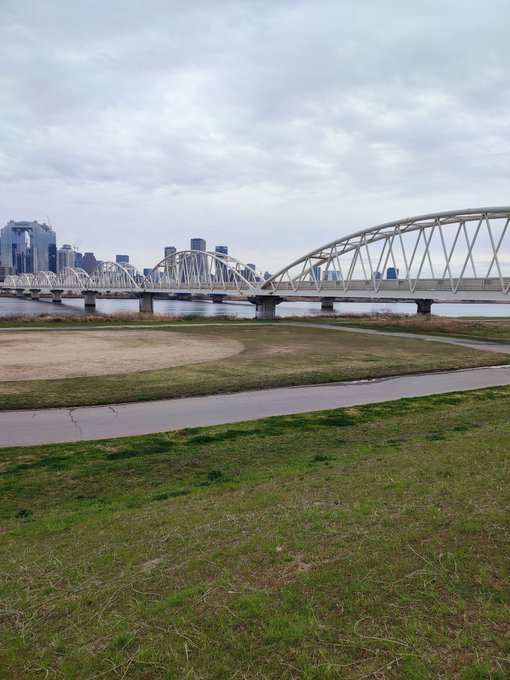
[0,330,245,381]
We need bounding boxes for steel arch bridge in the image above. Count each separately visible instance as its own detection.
[262,207,510,300]
[143,250,260,292]
[3,252,262,296]
[2,207,510,316]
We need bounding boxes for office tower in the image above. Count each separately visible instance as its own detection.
[57,244,75,272]
[242,263,257,281]
[386,267,399,280]
[116,254,129,264]
[214,246,228,282]
[190,238,207,280]
[48,243,57,273]
[82,252,98,274]
[311,266,321,282]
[190,238,206,251]
[164,246,176,259]
[0,220,56,274]
[74,251,83,269]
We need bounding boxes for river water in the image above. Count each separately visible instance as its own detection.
[1,295,510,318]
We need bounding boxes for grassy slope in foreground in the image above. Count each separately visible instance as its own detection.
[1,387,509,679]
[1,324,509,410]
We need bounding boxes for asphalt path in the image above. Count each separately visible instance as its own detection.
[1,364,510,448]
[2,321,510,448]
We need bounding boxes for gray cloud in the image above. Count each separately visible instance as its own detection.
[1,0,509,272]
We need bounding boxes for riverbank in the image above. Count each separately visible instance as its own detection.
[1,388,508,678]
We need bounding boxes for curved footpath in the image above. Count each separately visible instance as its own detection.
[1,324,510,448]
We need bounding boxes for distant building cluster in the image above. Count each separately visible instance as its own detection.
[310,266,400,282]
[0,220,271,281]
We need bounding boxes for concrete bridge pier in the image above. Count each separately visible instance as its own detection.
[84,291,97,308]
[51,289,63,303]
[139,292,154,313]
[210,294,226,303]
[15,289,25,298]
[250,296,283,320]
[416,299,433,314]
[321,298,335,311]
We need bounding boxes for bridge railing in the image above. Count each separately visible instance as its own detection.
[269,277,510,294]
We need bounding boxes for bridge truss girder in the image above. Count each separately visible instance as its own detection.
[143,250,260,294]
[263,207,510,298]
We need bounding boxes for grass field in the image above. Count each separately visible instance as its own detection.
[316,316,510,343]
[1,387,509,678]
[1,323,508,410]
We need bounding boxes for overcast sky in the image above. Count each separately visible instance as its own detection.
[1,0,509,273]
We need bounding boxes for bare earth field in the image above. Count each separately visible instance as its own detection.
[0,330,244,381]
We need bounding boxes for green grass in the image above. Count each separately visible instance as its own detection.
[1,388,509,678]
[1,324,508,410]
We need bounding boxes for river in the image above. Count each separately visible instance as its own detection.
[2,295,510,318]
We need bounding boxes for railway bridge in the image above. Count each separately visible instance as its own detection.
[3,207,510,318]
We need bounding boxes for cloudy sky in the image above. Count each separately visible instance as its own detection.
[1,0,509,273]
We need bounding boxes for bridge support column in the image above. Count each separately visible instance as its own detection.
[321,298,334,311]
[249,296,283,320]
[210,294,226,303]
[416,299,433,315]
[84,291,97,307]
[139,292,154,313]
[15,289,24,298]
[51,289,63,303]
[30,289,41,300]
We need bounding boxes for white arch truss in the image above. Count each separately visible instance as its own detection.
[87,262,142,291]
[3,274,22,288]
[18,273,36,287]
[34,271,58,288]
[56,267,90,290]
[142,250,260,293]
[263,207,510,298]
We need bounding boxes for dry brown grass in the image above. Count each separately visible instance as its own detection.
[0,311,240,324]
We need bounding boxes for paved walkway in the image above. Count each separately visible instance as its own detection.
[1,365,510,448]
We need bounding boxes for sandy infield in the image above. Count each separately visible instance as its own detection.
[0,330,244,381]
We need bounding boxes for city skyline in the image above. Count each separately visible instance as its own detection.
[0,218,261,276]
[1,2,509,273]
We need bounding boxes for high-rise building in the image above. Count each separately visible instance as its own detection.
[82,252,98,274]
[214,246,229,282]
[164,246,176,259]
[74,251,83,269]
[190,238,207,280]
[57,244,75,272]
[190,238,206,251]
[116,254,129,264]
[311,267,321,282]
[243,263,257,281]
[386,267,399,280]
[0,220,57,274]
